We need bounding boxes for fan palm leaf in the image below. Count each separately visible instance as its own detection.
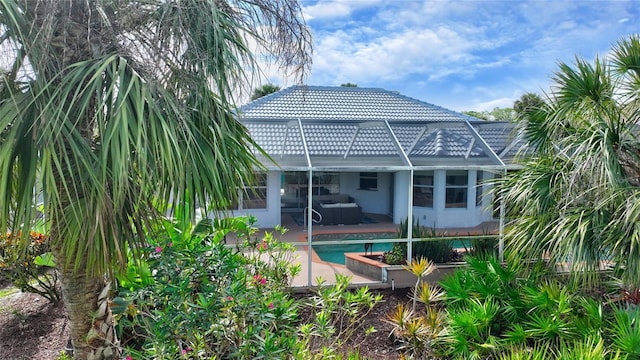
[500,34,640,287]
[0,0,311,358]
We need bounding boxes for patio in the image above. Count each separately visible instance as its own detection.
[252,212,499,288]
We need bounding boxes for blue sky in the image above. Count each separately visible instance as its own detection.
[261,0,638,113]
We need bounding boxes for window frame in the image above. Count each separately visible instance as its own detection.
[475,171,484,207]
[359,172,378,191]
[239,173,268,210]
[413,172,434,208]
[445,170,468,209]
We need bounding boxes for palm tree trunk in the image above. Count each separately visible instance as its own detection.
[54,245,119,360]
[56,257,101,359]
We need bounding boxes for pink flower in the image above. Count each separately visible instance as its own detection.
[167,242,173,247]
[226,296,233,301]
[181,349,187,355]
[126,356,133,360]
[253,274,267,285]
[268,302,274,309]
[155,246,162,253]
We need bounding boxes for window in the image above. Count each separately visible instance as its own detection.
[413,172,434,207]
[359,172,378,190]
[446,171,467,208]
[240,173,267,209]
[310,172,340,195]
[476,171,484,207]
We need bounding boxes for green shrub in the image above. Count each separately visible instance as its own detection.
[297,274,382,358]
[387,217,455,264]
[609,306,640,358]
[469,236,498,258]
[119,216,302,359]
[0,231,59,302]
[382,242,405,265]
[413,238,454,264]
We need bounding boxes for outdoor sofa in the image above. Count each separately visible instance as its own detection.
[311,194,363,225]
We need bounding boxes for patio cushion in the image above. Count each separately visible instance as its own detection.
[312,194,362,225]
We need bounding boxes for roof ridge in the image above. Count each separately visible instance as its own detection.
[239,85,477,124]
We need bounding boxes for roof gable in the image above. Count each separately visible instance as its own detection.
[239,85,475,122]
[239,86,525,169]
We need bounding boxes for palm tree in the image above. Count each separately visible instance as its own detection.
[499,34,640,287]
[0,0,311,358]
[251,83,281,100]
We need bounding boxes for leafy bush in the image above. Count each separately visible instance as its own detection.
[437,255,633,359]
[386,218,455,264]
[384,258,446,359]
[382,242,405,265]
[469,236,498,258]
[413,238,455,264]
[0,231,59,302]
[297,274,382,358]
[118,217,302,359]
[608,306,640,358]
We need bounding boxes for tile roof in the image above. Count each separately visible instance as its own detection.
[239,86,476,122]
[239,86,524,168]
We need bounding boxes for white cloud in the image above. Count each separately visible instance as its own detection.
[470,97,515,113]
[311,23,505,85]
[303,2,352,20]
[303,0,383,20]
[288,0,638,111]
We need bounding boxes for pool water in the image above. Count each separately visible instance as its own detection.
[311,232,482,265]
[312,232,396,265]
[313,242,393,265]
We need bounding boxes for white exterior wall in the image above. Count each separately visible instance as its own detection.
[411,170,441,228]
[232,171,281,229]
[411,169,494,229]
[244,169,497,230]
[393,171,410,224]
[341,172,392,215]
[479,171,498,221]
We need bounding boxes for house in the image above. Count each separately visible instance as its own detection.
[232,85,523,230]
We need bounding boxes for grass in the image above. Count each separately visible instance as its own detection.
[0,285,20,315]
[0,286,18,299]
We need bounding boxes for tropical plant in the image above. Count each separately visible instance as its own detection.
[392,217,455,264]
[0,1,311,358]
[496,337,624,360]
[0,231,60,302]
[439,256,553,356]
[251,83,282,100]
[608,306,640,358]
[383,242,406,265]
[299,274,382,357]
[384,303,446,358]
[498,34,640,288]
[119,216,302,359]
[403,257,437,312]
[469,235,498,259]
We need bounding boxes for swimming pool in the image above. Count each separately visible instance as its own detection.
[311,233,485,265]
[312,232,396,265]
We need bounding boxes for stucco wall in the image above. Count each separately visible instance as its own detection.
[231,171,281,228]
[243,169,499,230]
[340,172,392,215]
[407,169,498,229]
